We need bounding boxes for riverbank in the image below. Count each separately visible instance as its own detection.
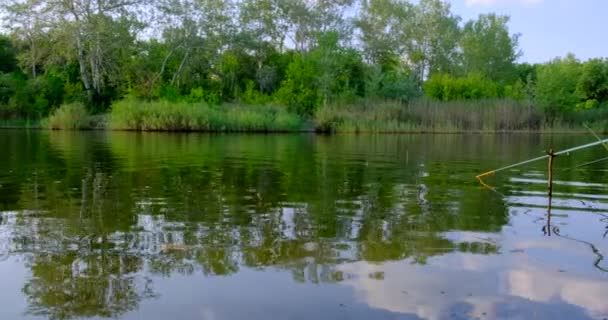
[3,99,607,133]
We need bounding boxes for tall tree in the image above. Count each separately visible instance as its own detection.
[406,0,461,82]
[239,0,289,52]
[460,13,521,83]
[576,58,608,106]
[356,0,411,67]
[5,0,144,105]
[2,0,52,78]
[281,0,354,52]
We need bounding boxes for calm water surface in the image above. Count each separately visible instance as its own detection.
[0,130,607,320]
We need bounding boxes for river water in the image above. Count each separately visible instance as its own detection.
[0,130,607,320]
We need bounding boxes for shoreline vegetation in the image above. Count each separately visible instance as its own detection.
[2,1,608,134]
[4,98,605,133]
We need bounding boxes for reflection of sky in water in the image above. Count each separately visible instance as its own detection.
[341,174,608,320]
[332,170,608,320]
[339,254,608,320]
[3,198,605,320]
[1,132,608,319]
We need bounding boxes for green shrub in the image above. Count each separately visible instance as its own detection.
[239,81,272,105]
[186,87,205,103]
[274,56,319,116]
[535,54,582,120]
[42,103,89,130]
[365,67,419,101]
[159,85,181,102]
[424,73,501,101]
[503,80,526,101]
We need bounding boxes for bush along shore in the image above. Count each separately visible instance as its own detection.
[26,98,608,133]
[2,1,608,134]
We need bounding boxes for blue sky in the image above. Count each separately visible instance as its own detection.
[449,0,607,63]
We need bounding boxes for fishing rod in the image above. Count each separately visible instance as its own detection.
[569,156,608,170]
[476,138,608,181]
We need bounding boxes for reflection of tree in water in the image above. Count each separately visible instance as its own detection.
[1,133,516,319]
[23,253,154,320]
[3,161,154,319]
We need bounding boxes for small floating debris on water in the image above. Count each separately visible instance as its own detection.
[160,243,189,253]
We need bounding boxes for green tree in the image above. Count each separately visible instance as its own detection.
[575,58,608,108]
[461,13,521,83]
[0,35,17,73]
[275,54,319,115]
[2,0,54,78]
[424,73,500,101]
[355,0,411,67]
[406,0,461,82]
[13,0,144,107]
[535,54,582,120]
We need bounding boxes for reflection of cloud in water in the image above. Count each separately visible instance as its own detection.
[338,258,501,320]
[508,267,608,317]
[339,249,608,320]
[337,172,608,319]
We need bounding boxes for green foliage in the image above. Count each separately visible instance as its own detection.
[0,72,17,106]
[0,1,607,130]
[503,80,526,101]
[424,73,500,101]
[42,103,89,130]
[159,85,181,103]
[0,35,17,73]
[239,80,272,105]
[274,55,319,115]
[275,32,371,115]
[461,13,520,82]
[63,81,86,103]
[535,54,582,119]
[365,66,419,101]
[575,58,608,107]
[186,87,205,103]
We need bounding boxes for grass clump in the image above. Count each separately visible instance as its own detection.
[109,99,306,132]
[42,103,90,130]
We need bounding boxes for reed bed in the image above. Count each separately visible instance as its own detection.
[30,98,608,133]
[315,99,608,133]
[109,100,306,132]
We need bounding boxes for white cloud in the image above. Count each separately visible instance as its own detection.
[465,0,543,6]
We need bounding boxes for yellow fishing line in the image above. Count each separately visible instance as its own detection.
[475,138,608,188]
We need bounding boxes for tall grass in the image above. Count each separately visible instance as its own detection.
[41,103,91,130]
[109,99,306,132]
[315,99,608,133]
[38,98,607,133]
